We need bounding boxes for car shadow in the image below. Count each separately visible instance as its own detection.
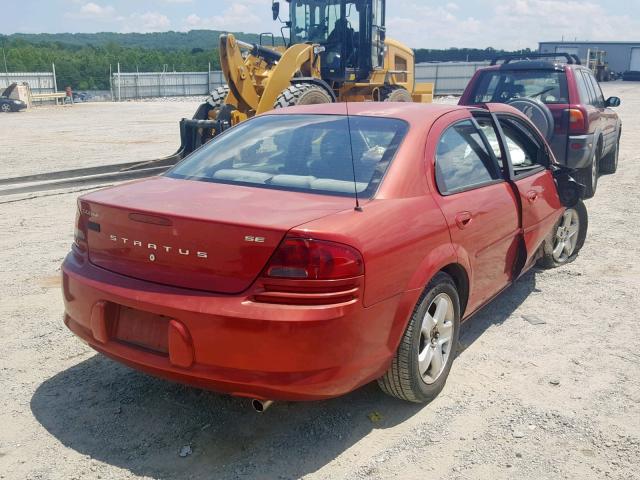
[31,356,422,479]
[31,270,539,480]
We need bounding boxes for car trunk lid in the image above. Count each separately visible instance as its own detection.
[80,177,352,294]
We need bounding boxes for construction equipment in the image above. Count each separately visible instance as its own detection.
[179,0,433,156]
[1,0,435,200]
[586,49,611,82]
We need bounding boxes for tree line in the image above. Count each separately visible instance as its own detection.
[1,39,221,90]
[1,32,534,91]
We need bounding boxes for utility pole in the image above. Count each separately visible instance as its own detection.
[117,62,121,102]
[2,46,8,75]
[51,63,58,93]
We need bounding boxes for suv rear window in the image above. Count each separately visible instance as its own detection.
[167,114,408,198]
[470,70,569,105]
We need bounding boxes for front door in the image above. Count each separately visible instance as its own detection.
[491,113,564,270]
[431,117,521,312]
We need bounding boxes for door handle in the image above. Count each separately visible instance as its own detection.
[526,191,539,203]
[455,212,473,230]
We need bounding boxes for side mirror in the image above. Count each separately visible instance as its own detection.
[552,167,585,207]
[606,96,621,108]
[272,1,280,21]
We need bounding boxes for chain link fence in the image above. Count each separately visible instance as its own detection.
[111,70,226,100]
[110,62,489,100]
[415,62,490,95]
[0,71,57,94]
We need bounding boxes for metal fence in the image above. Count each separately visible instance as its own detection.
[112,71,226,100]
[416,62,490,95]
[110,61,489,100]
[0,72,57,94]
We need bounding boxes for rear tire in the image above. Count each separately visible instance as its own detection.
[573,146,600,199]
[600,138,620,174]
[381,86,413,102]
[0,103,11,113]
[274,83,333,109]
[538,201,588,269]
[378,272,460,403]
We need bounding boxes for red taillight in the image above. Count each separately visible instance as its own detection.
[264,237,364,280]
[568,108,586,134]
[74,203,88,253]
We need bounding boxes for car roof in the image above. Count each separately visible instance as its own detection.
[476,60,581,74]
[265,102,477,126]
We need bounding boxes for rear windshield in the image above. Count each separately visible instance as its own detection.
[470,70,569,104]
[167,114,408,198]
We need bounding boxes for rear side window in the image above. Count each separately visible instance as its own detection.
[168,114,408,198]
[575,70,593,104]
[587,73,606,107]
[471,70,569,104]
[435,120,501,194]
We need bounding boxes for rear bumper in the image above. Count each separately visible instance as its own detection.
[566,134,595,170]
[61,252,409,401]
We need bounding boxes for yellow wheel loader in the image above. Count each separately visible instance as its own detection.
[178,0,433,156]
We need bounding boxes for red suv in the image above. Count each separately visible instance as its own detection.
[62,102,587,405]
[460,53,622,198]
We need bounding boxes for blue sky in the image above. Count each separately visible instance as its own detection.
[3,0,640,49]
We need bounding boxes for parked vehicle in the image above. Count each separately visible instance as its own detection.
[623,71,640,81]
[72,92,91,103]
[0,84,27,112]
[62,102,587,405]
[460,53,622,198]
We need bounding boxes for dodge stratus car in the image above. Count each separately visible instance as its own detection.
[62,102,587,404]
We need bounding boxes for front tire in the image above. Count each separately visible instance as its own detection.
[274,83,333,109]
[0,103,11,113]
[192,85,230,120]
[538,201,588,269]
[378,272,460,403]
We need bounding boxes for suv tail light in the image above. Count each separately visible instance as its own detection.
[264,237,364,280]
[568,108,586,134]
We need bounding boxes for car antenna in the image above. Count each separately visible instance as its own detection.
[345,101,363,212]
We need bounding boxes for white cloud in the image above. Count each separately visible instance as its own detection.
[68,2,116,19]
[386,0,640,49]
[122,12,171,33]
[183,4,263,31]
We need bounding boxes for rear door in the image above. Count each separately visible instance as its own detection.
[431,116,521,311]
[488,112,564,270]
[579,69,605,142]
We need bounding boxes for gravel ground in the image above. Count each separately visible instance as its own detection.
[0,86,639,480]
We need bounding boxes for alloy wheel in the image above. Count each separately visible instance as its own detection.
[1,104,11,113]
[552,209,580,263]
[591,151,598,188]
[419,293,455,385]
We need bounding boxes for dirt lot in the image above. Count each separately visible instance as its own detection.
[1,85,639,480]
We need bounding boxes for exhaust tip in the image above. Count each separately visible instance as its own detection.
[251,399,273,413]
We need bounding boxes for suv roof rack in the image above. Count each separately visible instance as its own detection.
[491,53,582,66]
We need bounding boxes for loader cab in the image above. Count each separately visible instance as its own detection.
[287,0,386,84]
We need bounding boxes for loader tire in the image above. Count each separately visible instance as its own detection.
[381,86,413,102]
[192,85,230,120]
[274,83,333,109]
[207,85,230,110]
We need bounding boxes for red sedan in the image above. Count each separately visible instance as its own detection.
[62,102,587,404]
